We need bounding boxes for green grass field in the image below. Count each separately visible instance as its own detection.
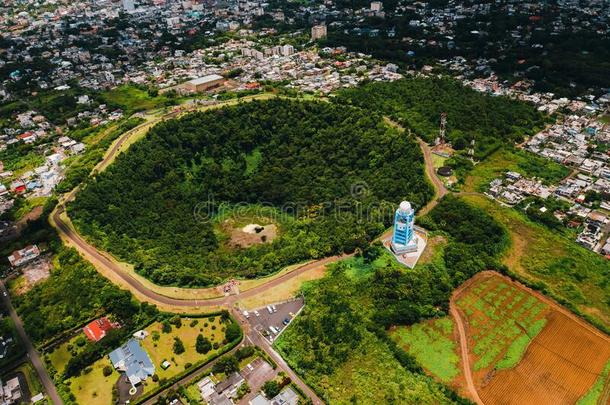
[457,276,549,371]
[99,85,177,115]
[48,334,87,374]
[316,335,455,404]
[140,316,226,385]
[341,252,394,281]
[464,194,610,330]
[463,148,570,192]
[390,318,459,383]
[62,315,230,403]
[68,357,119,405]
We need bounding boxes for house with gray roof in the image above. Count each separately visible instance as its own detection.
[109,339,155,387]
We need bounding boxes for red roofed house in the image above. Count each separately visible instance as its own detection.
[83,317,118,342]
[7,245,40,267]
[10,180,26,194]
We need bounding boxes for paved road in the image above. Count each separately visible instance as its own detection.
[49,107,445,405]
[417,137,449,215]
[0,281,62,405]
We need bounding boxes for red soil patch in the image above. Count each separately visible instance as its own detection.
[480,310,610,405]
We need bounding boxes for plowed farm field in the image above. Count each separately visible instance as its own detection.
[455,272,610,405]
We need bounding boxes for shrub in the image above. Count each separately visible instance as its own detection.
[75,336,87,347]
[235,346,255,360]
[162,321,172,333]
[262,380,281,398]
[169,316,182,328]
[212,356,238,374]
[225,322,241,342]
[196,334,212,354]
[102,365,113,377]
[173,337,185,355]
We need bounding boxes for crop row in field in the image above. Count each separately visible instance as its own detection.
[456,276,549,371]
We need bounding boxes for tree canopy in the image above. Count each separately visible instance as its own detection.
[336,77,546,159]
[69,99,433,287]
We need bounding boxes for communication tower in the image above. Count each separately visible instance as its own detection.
[435,112,447,145]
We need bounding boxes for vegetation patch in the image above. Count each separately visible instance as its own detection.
[336,77,546,159]
[462,147,570,192]
[456,276,549,371]
[69,99,433,287]
[464,194,610,330]
[274,263,465,404]
[390,318,460,383]
[67,356,119,405]
[140,315,229,385]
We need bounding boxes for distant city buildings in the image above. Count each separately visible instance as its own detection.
[311,24,327,41]
[122,0,135,12]
[182,75,226,93]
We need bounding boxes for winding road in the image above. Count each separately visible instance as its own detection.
[48,103,482,404]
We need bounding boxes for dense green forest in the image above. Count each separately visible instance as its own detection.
[275,195,507,403]
[335,77,546,159]
[12,247,156,345]
[69,99,433,287]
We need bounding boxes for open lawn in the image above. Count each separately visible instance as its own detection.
[68,357,118,405]
[463,148,570,192]
[237,264,327,309]
[140,316,228,386]
[99,85,178,115]
[48,334,88,375]
[391,318,460,383]
[464,194,610,330]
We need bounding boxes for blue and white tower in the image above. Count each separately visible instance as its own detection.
[391,201,418,254]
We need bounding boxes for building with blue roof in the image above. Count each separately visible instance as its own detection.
[109,339,155,387]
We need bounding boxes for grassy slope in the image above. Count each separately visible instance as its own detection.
[99,85,175,115]
[69,358,118,405]
[464,194,610,330]
[390,318,460,383]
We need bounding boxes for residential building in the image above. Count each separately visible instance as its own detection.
[249,387,299,405]
[109,339,155,387]
[7,245,41,267]
[311,24,327,40]
[83,317,118,342]
[0,377,22,405]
